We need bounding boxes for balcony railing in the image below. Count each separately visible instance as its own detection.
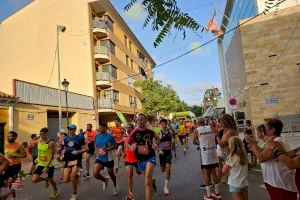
[96,72,112,81]
[92,19,108,29]
[94,45,109,55]
[98,98,114,109]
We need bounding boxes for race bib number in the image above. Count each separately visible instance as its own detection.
[97,148,106,156]
[39,155,48,161]
[67,160,77,167]
[137,145,149,155]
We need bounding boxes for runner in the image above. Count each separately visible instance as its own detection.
[167,120,177,159]
[177,119,187,154]
[63,124,87,200]
[158,119,173,195]
[56,131,67,184]
[83,124,96,178]
[124,123,141,200]
[127,113,158,200]
[29,133,39,175]
[193,118,221,200]
[32,127,58,199]
[0,153,9,198]
[93,123,119,195]
[111,120,125,174]
[3,131,27,200]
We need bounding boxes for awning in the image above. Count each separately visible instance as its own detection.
[116,111,128,125]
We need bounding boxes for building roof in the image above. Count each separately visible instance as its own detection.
[0,91,17,99]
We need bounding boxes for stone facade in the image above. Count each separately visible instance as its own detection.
[226,5,300,124]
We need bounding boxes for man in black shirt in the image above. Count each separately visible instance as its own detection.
[127,114,158,200]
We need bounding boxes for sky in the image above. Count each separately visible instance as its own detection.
[0,0,226,106]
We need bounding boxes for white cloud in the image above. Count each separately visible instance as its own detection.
[124,3,145,22]
[154,73,177,88]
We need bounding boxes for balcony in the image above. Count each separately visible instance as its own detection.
[94,45,110,63]
[96,72,112,89]
[98,98,114,109]
[92,19,108,38]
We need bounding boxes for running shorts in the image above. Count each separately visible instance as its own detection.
[95,159,114,169]
[34,166,55,178]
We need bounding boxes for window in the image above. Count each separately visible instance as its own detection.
[126,55,129,67]
[103,64,117,79]
[130,59,134,69]
[137,50,145,61]
[124,35,128,47]
[128,76,135,88]
[104,90,119,103]
[106,16,114,32]
[113,90,119,103]
[129,41,132,51]
[145,60,148,70]
[129,96,136,107]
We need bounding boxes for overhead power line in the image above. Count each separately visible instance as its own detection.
[109,0,287,84]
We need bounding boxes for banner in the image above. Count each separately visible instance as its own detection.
[116,111,128,125]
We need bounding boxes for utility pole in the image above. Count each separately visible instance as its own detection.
[57,25,66,132]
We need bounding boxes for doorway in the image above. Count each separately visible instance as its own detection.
[0,123,5,154]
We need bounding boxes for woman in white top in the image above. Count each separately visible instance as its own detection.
[247,118,297,200]
[222,136,248,200]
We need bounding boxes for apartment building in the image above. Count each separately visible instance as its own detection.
[0,0,155,144]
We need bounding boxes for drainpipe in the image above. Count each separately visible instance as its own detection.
[9,106,14,131]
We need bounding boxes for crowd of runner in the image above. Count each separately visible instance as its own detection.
[0,113,299,200]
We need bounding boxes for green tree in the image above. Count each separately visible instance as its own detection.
[189,105,203,117]
[135,79,188,117]
[125,0,200,47]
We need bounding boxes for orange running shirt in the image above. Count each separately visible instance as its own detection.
[124,138,137,163]
[4,142,21,165]
[111,127,124,144]
[85,130,96,144]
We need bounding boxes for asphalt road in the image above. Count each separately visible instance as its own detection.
[7,141,270,200]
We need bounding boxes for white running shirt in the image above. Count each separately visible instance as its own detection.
[197,125,218,165]
[263,137,297,192]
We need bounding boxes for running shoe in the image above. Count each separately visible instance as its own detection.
[113,185,119,195]
[199,183,214,189]
[70,194,78,200]
[203,194,213,200]
[126,192,135,200]
[115,167,119,174]
[163,187,170,195]
[152,179,157,193]
[83,173,90,178]
[102,178,109,191]
[50,190,59,199]
[211,192,222,199]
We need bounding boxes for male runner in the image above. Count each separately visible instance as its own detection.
[158,119,173,195]
[0,153,9,198]
[83,124,96,178]
[127,113,158,200]
[193,118,221,200]
[177,119,187,154]
[63,124,87,200]
[111,120,125,174]
[3,131,27,199]
[32,127,58,199]
[29,134,39,175]
[93,123,119,195]
[167,120,177,159]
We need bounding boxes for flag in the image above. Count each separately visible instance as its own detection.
[212,28,224,37]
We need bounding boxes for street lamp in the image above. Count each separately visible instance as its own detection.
[62,78,70,127]
[57,25,66,132]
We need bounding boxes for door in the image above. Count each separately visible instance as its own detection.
[0,123,5,154]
